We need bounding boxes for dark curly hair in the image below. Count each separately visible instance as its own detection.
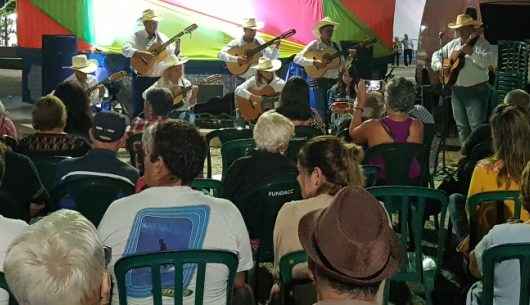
[53,81,92,137]
[148,120,206,185]
[298,135,364,195]
[276,77,312,121]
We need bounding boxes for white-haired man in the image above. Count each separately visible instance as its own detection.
[3,210,111,305]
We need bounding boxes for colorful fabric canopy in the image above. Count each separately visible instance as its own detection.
[17,0,395,59]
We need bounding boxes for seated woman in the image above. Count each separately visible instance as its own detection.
[53,81,93,140]
[0,100,17,140]
[273,135,364,280]
[348,77,423,183]
[16,95,90,157]
[276,77,325,137]
[465,160,530,305]
[223,110,297,206]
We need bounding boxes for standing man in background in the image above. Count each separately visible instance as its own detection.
[123,9,180,117]
[393,37,401,66]
[402,34,414,66]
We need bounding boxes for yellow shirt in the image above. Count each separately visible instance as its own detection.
[468,159,528,234]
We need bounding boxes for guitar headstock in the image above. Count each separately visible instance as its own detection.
[280,29,296,39]
[109,71,128,81]
[184,24,198,34]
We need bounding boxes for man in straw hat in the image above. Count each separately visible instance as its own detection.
[234,57,285,110]
[123,9,181,117]
[294,17,344,124]
[431,13,497,145]
[298,186,403,305]
[218,17,280,81]
[64,54,105,106]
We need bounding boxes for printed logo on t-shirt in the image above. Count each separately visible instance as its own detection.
[122,205,210,298]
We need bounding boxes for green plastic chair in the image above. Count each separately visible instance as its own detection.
[205,128,253,178]
[30,156,71,192]
[362,165,380,187]
[279,251,310,305]
[191,178,223,197]
[0,271,17,305]
[422,123,435,187]
[51,176,134,226]
[114,250,238,305]
[481,243,530,305]
[238,177,301,263]
[367,186,449,305]
[294,126,323,140]
[363,143,425,186]
[467,191,522,247]
[220,138,256,179]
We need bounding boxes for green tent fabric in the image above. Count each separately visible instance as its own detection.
[30,0,95,44]
[324,0,392,57]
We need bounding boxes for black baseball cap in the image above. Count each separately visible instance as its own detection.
[92,112,128,142]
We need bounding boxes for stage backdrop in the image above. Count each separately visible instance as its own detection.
[17,0,395,59]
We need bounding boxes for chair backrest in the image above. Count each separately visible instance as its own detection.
[220,139,256,178]
[362,165,380,187]
[467,191,522,247]
[294,125,322,140]
[422,123,435,186]
[30,156,71,192]
[367,186,449,282]
[285,137,307,163]
[364,143,424,186]
[279,251,309,305]
[206,128,253,178]
[238,177,301,262]
[125,133,144,172]
[51,176,134,226]
[114,250,238,305]
[0,271,17,305]
[190,179,223,198]
[481,243,530,305]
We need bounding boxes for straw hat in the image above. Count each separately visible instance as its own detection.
[162,55,189,71]
[65,54,98,74]
[241,18,264,30]
[250,57,281,72]
[448,14,482,29]
[138,9,161,23]
[313,17,339,37]
[298,187,403,285]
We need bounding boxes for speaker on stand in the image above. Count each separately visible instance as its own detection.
[41,35,77,95]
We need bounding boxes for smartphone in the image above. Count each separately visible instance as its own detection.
[363,80,384,92]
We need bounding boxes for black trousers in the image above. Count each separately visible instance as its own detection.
[404,49,413,66]
[394,52,400,66]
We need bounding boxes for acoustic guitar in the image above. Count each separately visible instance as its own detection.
[304,38,377,79]
[441,33,480,88]
[170,74,223,107]
[226,29,296,76]
[235,85,279,122]
[86,71,127,94]
[131,24,198,75]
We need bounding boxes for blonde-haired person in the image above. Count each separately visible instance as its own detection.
[0,100,17,139]
[273,136,364,283]
[223,110,297,208]
[3,210,111,305]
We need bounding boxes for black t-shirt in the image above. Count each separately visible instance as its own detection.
[0,150,49,220]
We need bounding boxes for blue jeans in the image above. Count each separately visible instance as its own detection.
[451,82,491,144]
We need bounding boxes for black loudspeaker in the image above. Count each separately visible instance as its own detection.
[480,3,530,43]
[41,35,77,95]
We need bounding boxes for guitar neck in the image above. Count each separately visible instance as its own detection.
[250,37,280,56]
[155,33,184,55]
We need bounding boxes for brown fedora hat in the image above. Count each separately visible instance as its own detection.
[298,186,403,284]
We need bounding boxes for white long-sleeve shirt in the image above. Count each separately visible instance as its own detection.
[234,75,285,100]
[218,36,280,80]
[431,37,497,87]
[123,30,177,77]
[293,39,343,79]
[64,73,103,105]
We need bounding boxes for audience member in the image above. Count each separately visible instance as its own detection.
[129,87,173,136]
[4,210,110,305]
[273,136,364,281]
[348,77,423,182]
[16,95,90,157]
[298,186,402,305]
[0,100,17,139]
[465,160,530,305]
[55,111,139,186]
[328,63,358,133]
[53,81,93,139]
[452,104,530,245]
[0,154,28,305]
[98,120,253,305]
[0,142,48,220]
[223,111,297,206]
[276,77,325,136]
